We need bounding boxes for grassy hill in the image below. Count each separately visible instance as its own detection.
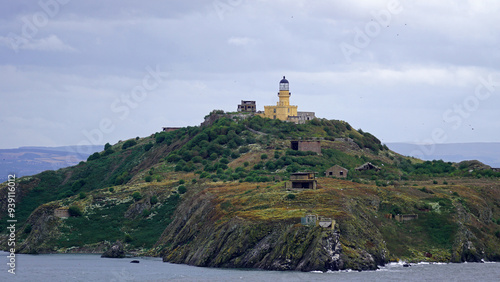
[1,112,499,270]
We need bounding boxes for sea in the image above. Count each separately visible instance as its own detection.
[1,252,499,282]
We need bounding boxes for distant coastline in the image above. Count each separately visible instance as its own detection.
[386,142,500,168]
[0,145,102,182]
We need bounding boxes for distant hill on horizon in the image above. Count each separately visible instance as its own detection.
[386,142,500,168]
[0,145,102,182]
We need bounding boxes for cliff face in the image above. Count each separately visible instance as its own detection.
[154,178,500,271]
[155,191,350,271]
[154,184,388,271]
[15,203,61,254]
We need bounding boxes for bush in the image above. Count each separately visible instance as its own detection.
[150,195,158,205]
[24,224,32,234]
[122,140,137,150]
[156,134,166,144]
[132,192,142,201]
[79,192,87,199]
[124,234,133,243]
[104,143,112,150]
[261,154,268,160]
[178,185,187,194]
[145,176,153,182]
[87,152,100,161]
[109,187,114,193]
[68,206,83,217]
[144,143,154,151]
[102,148,114,156]
[286,193,296,200]
[142,209,151,218]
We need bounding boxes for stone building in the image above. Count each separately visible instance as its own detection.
[285,172,317,189]
[162,127,182,132]
[290,140,321,155]
[325,165,348,178]
[394,214,418,222]
[318,217,335,229]
[237,100,256,113]
[54,207,70,218]
[355,162,380,172]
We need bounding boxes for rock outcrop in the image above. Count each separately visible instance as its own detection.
[155,190,386,271]
[101,241,126,258]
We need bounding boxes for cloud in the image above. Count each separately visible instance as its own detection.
[0,0,500,148]
[21,34,76,52]
[0,34,76,52]
[227,37,257,46]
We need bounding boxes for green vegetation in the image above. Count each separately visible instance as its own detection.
[1,110,498,265]
[68,206,83,217]
[56,195,179,248]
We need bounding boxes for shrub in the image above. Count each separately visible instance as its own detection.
[79,192,87,199]
[87,152,100,161]
[261,154,268,160]
[102,148,114,156]
[286,193,296,200]
[124,234,133,243]
[144,143,154,151]
[156,134,166,144]
[122,140,137,150]
[104,143,112,150]
[178,179,185,185]
[150,195,158,205]
[68,206,83,217]
[24,224,32,234]
[142,209,151,218]
[178,185,187,194]
[145,176,153,182]
[108,187,114,193]
[132,192,142,201]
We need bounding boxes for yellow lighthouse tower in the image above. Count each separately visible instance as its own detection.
[263,76,298,121]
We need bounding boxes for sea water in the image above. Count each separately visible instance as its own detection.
[1,252,499,281]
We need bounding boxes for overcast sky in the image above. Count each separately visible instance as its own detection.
[1,0,499,150]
